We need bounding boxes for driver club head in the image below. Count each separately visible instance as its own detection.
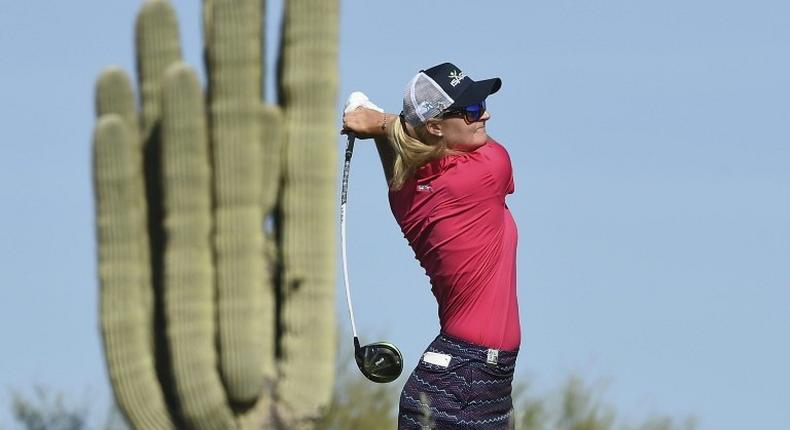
[354,337,403,383]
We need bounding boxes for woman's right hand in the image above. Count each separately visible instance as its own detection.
[342,107,390,139]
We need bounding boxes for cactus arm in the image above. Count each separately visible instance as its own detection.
[160,63,239,430]
[96,67,137,127]
[230,103,285,430]
[95,68,156,353]
[206,0,268,405]
[134,4,183,404]
[275,0,340,426]
[94,115,175,430]
[135,0,182,141]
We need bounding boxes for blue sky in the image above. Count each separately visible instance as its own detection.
[1,1,788,429]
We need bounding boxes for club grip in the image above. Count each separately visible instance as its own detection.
[345,133,356,161]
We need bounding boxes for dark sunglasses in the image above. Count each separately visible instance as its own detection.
[440,101,487,124]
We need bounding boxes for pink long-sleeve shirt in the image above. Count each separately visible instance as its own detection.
[389,139,520,351]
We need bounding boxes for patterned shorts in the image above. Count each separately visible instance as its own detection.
[398,333,518,429]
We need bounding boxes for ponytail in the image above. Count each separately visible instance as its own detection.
[388,116,453,190]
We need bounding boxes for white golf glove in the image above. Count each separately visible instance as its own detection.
[344,91,384,114]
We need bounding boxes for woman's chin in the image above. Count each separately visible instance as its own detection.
[450,140,487,152]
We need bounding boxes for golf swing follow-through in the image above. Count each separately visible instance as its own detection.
[340,92,404,384]
[342,62,522,429]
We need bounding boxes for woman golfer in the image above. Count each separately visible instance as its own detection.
[342,62,520,429]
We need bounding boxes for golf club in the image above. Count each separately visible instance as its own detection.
[340,103,403,383]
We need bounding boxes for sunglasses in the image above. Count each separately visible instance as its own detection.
[440,101,487,124]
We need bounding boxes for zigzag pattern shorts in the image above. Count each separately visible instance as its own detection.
[398,333,518,429]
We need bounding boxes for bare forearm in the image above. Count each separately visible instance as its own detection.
[374,133,395,185]
[343,108,397,185]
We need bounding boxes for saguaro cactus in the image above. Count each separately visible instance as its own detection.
[92,0,338,428]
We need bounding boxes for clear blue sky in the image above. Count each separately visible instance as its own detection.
[1,1,788,429]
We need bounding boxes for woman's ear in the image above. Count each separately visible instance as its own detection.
[425,119,443,137]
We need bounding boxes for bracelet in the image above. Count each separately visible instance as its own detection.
[381,113,389,131]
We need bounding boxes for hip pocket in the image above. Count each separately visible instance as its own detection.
[409,352,470,403]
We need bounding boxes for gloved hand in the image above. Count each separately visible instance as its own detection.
[344,91,384,113]
[342,91,388,139]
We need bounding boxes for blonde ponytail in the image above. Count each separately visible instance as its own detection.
[388,116,453,190]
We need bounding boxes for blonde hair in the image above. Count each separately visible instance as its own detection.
[388,116,454,190]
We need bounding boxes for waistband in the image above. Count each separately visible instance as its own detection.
[427,333,518,369]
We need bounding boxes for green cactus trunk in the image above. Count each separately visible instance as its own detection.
[94,114,175,430]
[205,0,269,406]
[93,0,338,428]
[160,63,238,430]
[274,0,339,426]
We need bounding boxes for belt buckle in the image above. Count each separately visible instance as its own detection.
[486,348,499,366]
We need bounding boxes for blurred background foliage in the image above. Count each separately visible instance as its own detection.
[9,339,696,430]
[8,376,696,430]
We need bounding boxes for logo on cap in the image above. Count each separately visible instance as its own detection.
[448,70,466,87]
[416,100,449,117]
